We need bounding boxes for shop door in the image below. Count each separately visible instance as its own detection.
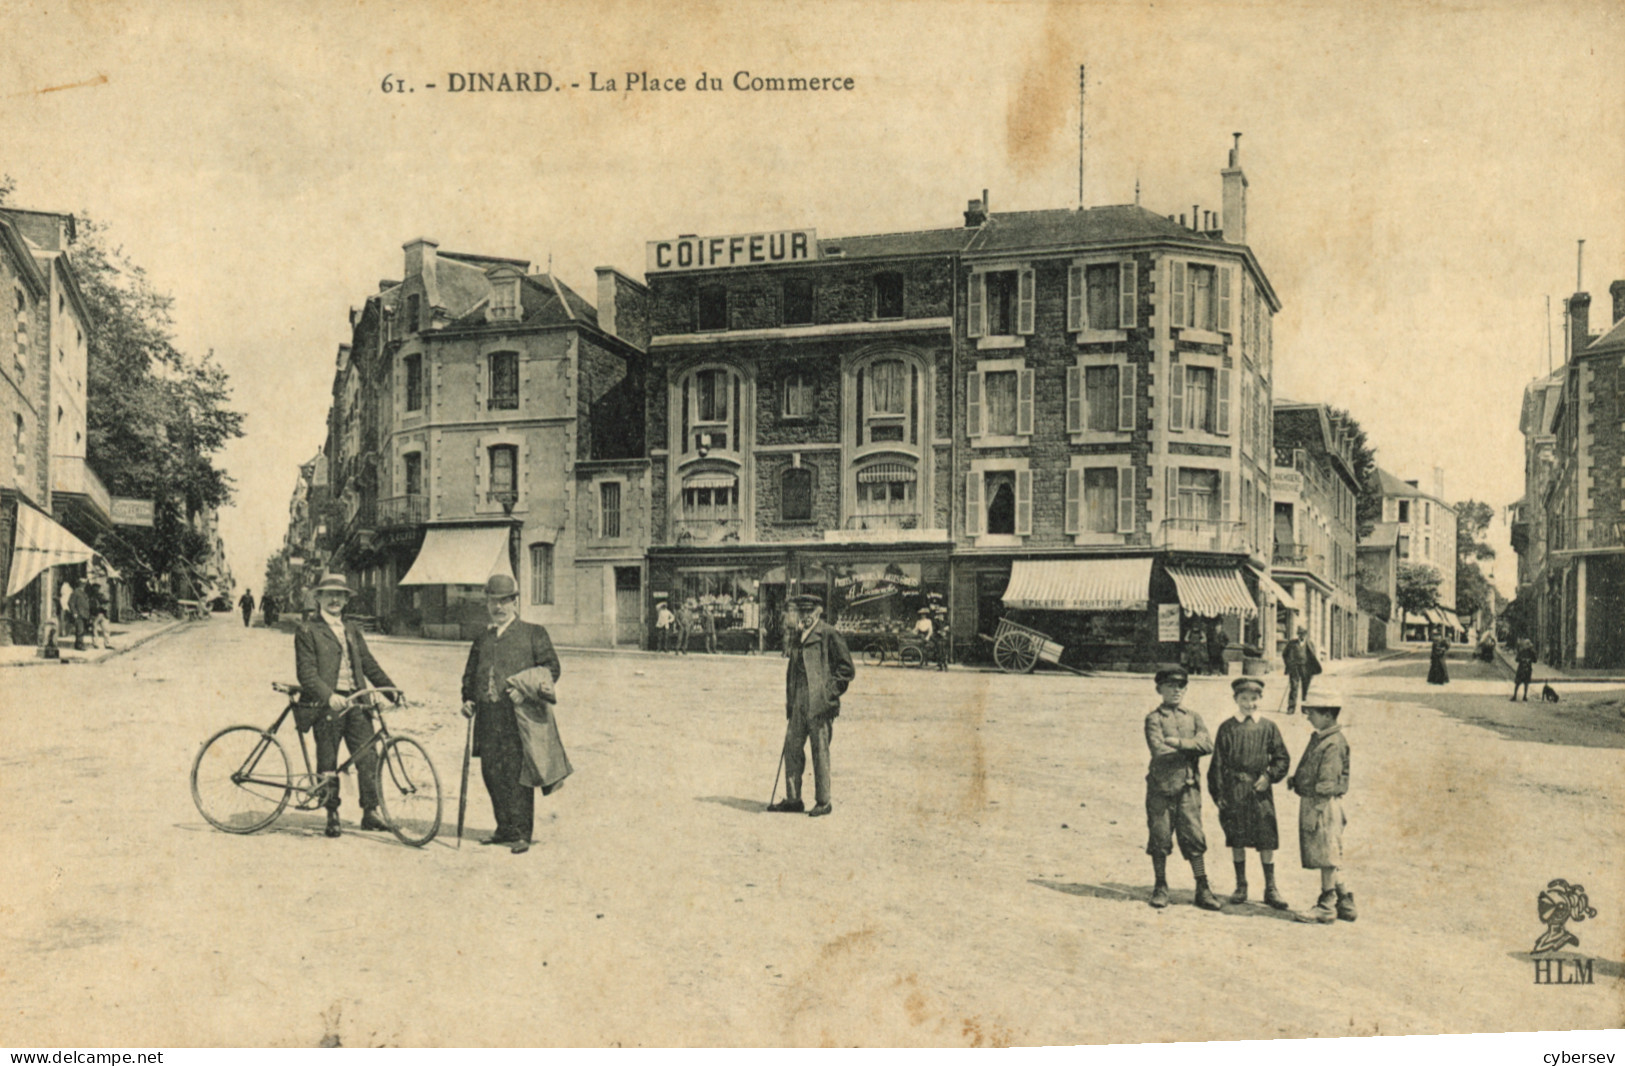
[614,567,643,645]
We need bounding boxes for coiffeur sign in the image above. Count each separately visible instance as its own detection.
[647,229,817,272]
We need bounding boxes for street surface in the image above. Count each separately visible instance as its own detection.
[2,621,1621,1046]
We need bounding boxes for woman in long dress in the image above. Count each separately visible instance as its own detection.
[1427,630,1451,685]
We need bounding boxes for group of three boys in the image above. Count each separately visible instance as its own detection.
[1144,665,1355,924]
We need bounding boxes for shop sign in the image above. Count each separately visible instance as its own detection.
[647,229,817,272]
[110,497,155,527]
[1157,602,1182,643]
[1271,470,1302,495]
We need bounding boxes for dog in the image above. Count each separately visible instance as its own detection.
[1541,683,1560,703]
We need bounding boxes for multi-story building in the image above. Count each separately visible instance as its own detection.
[1514,281,1625,667]
[1372,465,1459,640]
[641,139,1287,668]
[1356,522,1401,651]
[1270,401,1360,658]
[321,239,649,644]
[0,211,53,644]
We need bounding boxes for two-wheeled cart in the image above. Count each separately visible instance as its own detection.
[978,616,1089,675]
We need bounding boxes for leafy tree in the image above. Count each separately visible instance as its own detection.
[1329,407,1379,536]
[1453,499,1498,625]
[1395,562,1442,616]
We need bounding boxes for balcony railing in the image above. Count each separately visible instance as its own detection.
[50,455,112,519]
[1157,518,1247,553]
[341,498,376,542]
[846,512,920,532]
[1550,517,1625,553]
[1271,544,1327,574]
[673,518,743,545]
[377,494,428,528]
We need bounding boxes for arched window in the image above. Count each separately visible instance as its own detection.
[852,355,920,448]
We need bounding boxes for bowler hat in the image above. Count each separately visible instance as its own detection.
[790,593,824,611]
[1231,676,1265,694]
[484,573,520,599]
[312,573,354,597]
[1154,666,1189,686]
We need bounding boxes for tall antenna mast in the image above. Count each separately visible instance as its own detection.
[1077,64,1086,210]
[1577,239,1585,291]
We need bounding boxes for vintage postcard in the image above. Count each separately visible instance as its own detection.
[1,0,1621,1055]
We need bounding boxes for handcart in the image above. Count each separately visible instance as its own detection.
[978,616,1089,675]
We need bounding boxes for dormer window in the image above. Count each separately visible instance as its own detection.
[489,277,521,322]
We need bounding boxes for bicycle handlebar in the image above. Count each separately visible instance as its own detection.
[270,682,409,708]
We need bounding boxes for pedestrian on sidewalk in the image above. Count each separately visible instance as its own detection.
[1207,622,1230,677]
[460,573,562,854]
[294,574,398,839]
[654,600,674,652]
[86,580,112,650]
[1282,627,1318,713]
[1207,676,1292,909]
[1289,693,1356,924]
[1512,638,1538,702]
[1142,667,1221,911]
[263,594,280,627]
[701,602,717,654]
[238,588,256,627]
[67,580,90,651]
[674,599,693,655]
[768,593,855,818]
[1183,624,1208,676]
[1427,630,1450,685]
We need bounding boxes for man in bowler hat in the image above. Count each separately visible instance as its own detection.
[461,573,561,854]
[768,593,855,817]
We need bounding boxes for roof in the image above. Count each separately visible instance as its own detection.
[1584,314,1625,355]
[443,269,599,330]
[966,204,1213,255]
[818,227,973,260]
[1360,522,1401,549]
[1374,467,1425,498]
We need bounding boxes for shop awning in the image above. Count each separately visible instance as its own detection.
[857,463,916,483]
[1403,608,1447,627]
[7,503,98,597]
[1001,557,1152,611]
[1167,565,1258,618]
[397,526,515,587]
[1246,564,1297,607]
[1439,607,1461,629]
[683,474,738,490]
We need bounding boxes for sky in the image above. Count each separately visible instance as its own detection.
[3,0,1621,597]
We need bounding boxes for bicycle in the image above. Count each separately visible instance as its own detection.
[190,682,443,847]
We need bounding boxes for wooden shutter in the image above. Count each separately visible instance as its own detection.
[1168,361,1185,432]
[1222,470,1233,522]
[1166,466,1179,522]
[1017,268,1036,335]
[1219,265,1233,333]
[1217,367,1232,435]
[1170,260,1186,329]
[968,273,985,338]
[1015,469,1033,535]
[1017,369,1035,436]
[1064,468,1081,534]
[967,372,983,437]
[1117,364,1136,431]
[1067,264,1084,332]
[1066,366,1083,434]
[1119,260,1137,329]
[1117,465,1136,533]
[965,472,983,536]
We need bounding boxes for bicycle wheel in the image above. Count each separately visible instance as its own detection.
[864,642,887,666]
[191,726,292,833]
[900,644,925,668]
[375,736,443,847]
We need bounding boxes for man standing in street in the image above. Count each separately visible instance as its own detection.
[293,573,397,839]
[768,593,855,818]
[239,588,256,627]
[67,579,90,651]
[1283,627,1316,714]
[461,574,562,854]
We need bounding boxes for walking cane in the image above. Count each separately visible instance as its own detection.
[767,750,785,811]
[456,710,474,848]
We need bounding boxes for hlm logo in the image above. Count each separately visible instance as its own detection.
[1533,957,1594,985]
[1531,878,1598,985]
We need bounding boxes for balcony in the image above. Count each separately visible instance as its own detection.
[1156,518,1246,553]
[1550,517,1625,554]
[51,454,112,523]
[846,513,920,532]
[377,494,428,529]
[673,518,743,545]
[1271,543,1327,573]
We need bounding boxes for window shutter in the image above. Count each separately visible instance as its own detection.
[1067,264,1084,332]
[1222,470,1233,522]
[1217,367,1231,435]
[1066,366,1083,434]
[1119,260,1137,329]
[1017,369,1035,436]
[1166,466,1178,522]
[1117,363,1136,431]
[1219,265,1234,333]
[1168,361,1185,431]
[968,273,985,338]
[1117,465,1136,533]
[966,472,984,536]
[1170,260,1186,329]
[1017,268,1036,335]
[1015,469,1033,535]
[967,371,983,437]
[1064,468,1081,534]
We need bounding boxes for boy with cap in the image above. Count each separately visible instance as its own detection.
[1143,666,1220,910]
[1207,676,1292,908]
[1289,693,1355,923]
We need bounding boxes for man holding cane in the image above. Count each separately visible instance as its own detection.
[768,593,855,817]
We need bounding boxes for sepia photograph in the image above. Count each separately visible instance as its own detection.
[1,0,1621,1054]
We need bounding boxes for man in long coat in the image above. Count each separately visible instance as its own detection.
[1282,627,1314,713]
[239,588,256,627]
[461,573,561,854]
[768,593,855,817]
[1207,676,1292,908]
[294,573,397,838]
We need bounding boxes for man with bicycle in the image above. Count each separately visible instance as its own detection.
[294,573,398,838]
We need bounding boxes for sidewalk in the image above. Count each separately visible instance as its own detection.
[0,614,195,668]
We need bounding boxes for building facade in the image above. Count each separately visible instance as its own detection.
[1270,401,1360,658]
[1373,466,1460,640]
[0,211,54,643]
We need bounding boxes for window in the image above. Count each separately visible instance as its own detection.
[1424,535,1431,558]
[490,279,520,321]
[1188,264,1216,331]
[781,466,814,521]
[1168,363,1230,435]
[15,286,27,375]
[697,285,727,331]
[873,272,904,320]
[600,481,622,538]
[782,373,814,419]
[986,472,1016,534]
[986,271,1017,335]
[403,452,422,497]
[530,543,554,605]
[687,367,734,453]
[1397,533,1410,558]
[865,359,908,442]
[968,363,1033,442]
[984,371,1018,436]
[1066,262,1138,332]
[1186,366,1215,433]
[489,444,518,497]
[1177,468,1221,521]
[782,276,814,326]
[965,466,1033,537]
[1397,500,1411,523]
[1169,261,1233,332]
[854,463,916,525]
[406,294,421,332]
[1066,362,1135,434]
[1425,502,1432,524]
[12,414,23,477]
[967,268,1035,339]
[683,476,739,522]
[489,351,519,410]
[1063,465,1135,536]
[404,354,423,412]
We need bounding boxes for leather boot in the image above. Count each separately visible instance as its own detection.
[1149,881,1170,908]
[1297,889,1338,923]
[1193,877,1222,911]
[324,810,342,838]
[1336,889,1358,922]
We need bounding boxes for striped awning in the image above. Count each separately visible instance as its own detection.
[1404,608,1450,627]
[398,525,515,587]
[1246,564,1297,607]
[7,503,98,598]
[1001,557,1151,611]
[683,474,738,490]
[857,463,916,484]
[1167,565,1257,618]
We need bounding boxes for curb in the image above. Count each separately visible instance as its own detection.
[0,618,194,669]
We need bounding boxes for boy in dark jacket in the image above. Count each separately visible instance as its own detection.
[1143,667,1220,910]
[1290,695,1355,923]
[1207,676,1292,908]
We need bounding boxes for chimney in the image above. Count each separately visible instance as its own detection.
[594,266,650,349]
[595,267,619,338]
[1433,465,1445,502]
[964,189,988,228]
[1570,290,1591,358]
[403,237,438,284]
[1611,280,1625,326]
[1222,132,1248,244]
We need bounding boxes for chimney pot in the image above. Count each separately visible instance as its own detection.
[964,197,988,228]
[1570,291,1592,359]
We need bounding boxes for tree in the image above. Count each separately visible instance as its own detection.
[1329,407,1379,537]
[1395,562,1443,617]
[1454,499,1497,624]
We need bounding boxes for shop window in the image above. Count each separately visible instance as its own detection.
[782,276,814,326]
[530,543,554,605]
[697,285,728,331]
[403,452,422,497]
[782,373,814,419]
[404,353,423,412]
[781,466,814,521]
[488,444,518,499]
[873,272,904,320]
[600,481,622,538]
[488,351,519,410]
